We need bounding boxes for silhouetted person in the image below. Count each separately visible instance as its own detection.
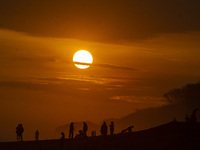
[83,122,88,137]
[75,130,84,139]
[100,122,108,136]
[185,114,190,122]
[16,124,24,141]
[60,132,65,150]
[75,130,87,150]
[110,121,114,135]
[121,125,134,133]
[35,130,39,141]
[173,117,177,122]
[190,108,199,123]
[91,130,96,137]
[127,126,134,133]
[69,122,75,139]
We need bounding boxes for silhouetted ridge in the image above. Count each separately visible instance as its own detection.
[1,122,200,150]
[136,121,200,137]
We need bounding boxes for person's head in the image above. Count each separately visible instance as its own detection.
[103,122,106,125]
[61,132,65,136]
[79,130,83,134]
[111,121,114,125]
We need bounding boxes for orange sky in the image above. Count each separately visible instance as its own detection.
[0,0,200,141]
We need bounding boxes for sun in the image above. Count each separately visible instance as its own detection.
[73,50,93,69]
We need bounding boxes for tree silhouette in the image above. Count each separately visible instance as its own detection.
[164,82,200,107]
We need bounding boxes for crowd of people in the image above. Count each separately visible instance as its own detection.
[15,121,115,142]
[60,121,114,149]
[67,121,114,140]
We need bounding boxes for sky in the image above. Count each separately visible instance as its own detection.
[0,0,200,141]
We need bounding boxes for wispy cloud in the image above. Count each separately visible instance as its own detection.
[36,75,129,85]
[94,63,137,71]
[110,96,166,105]
[74,62,137,71]
[167,58,187,62]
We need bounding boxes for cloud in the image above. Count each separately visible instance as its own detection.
[167,59,187,62]
[0,0,200,43]
[0,75,126,94]
[0,76,142,103]
[11,56,58,63]
[110,95,165,105]
[74,62,137,71]
[95,63,137,71]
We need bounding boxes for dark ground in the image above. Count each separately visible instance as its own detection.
[1,122,200,150]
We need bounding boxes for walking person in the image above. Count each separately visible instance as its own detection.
[69,122,75,139]
[83,122,88,137]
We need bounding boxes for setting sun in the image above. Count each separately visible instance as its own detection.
[73,50,93,69]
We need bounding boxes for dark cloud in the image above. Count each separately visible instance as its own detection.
[11,56,58,63]
[0,0,200,42]
[95,63,137,71]
[74,62,137,71]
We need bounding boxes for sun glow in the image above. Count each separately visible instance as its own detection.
[73,50,93,69]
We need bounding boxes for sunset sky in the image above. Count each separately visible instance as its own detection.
[0,0,200,141]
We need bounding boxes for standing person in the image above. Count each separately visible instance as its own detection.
[16,125,20,141]
[69,122,75,139]
[83,122,88,137]
[110,121,114,135]
[190,108,199,123]
[35,130,39,141]
[16,124,24,141]
[91,130,96,137]
[100,122,108,136]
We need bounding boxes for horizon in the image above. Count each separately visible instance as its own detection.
[0,0,200,142]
